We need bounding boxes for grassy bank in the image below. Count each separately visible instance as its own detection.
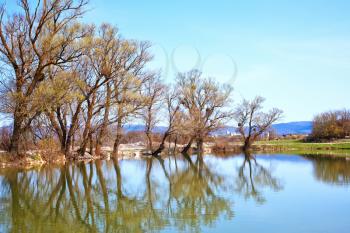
[253,139,350,157]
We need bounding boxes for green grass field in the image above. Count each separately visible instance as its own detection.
[253,139,350,157]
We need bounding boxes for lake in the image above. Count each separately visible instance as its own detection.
[0,153,350,233]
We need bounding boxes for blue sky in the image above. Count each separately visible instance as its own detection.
[2,0,350,122]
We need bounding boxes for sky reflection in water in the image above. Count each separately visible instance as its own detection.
[0,154,350,233]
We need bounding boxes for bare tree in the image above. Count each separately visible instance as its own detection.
[0,0,88,155]
[77,24,121,156]
[110,41,153,156]
[45,59,93,156]
[95,82,112,156]
[176,70,233,154]
[151,85,181,156]
[233,96,283,151]
[141,74,165,151]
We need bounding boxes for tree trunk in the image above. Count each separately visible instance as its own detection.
[196,137,204,153]
[64,102,83,157]
[145,104,153,151]
[146,130,153,151]
[89,132,94,156]
[9,121,21,155]
[9,108,27,155]
[112,139,119,157]
[65,135,73,156]
[181,137,194,154]
[60,140,66,154]
[152,131,170,156]
[173,136,178,153]
[9,78,27,155]
[95,140,102,156]
[46,110,66,154]
[80,93,96,156]
[167,136,171,153]
[96,84,111,156]
[243,138,252,152]
[65,125,79,157]
[71,134,75,151]
[112,119,123,157]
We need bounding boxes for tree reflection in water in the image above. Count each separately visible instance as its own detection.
[306,155,350,185]
[235,152,283,204]
[169,153,234,232]
[0,153,287,233]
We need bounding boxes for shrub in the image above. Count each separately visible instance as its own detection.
[0,127,11,151]
[37,137,60,154]
[311,109,350,141]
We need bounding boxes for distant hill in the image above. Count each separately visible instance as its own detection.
[202,121,313,136]
[1,121,313,136]
[271,121,312,135]
[123,124,168,134]
[123,121,313,136]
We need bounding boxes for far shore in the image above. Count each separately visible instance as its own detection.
[1,139,350,170]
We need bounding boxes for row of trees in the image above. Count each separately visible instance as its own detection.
[311,109,350,141]
[0,0,282,157]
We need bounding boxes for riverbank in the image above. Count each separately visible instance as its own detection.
[211,138,350,157]
[0,143,147,169]
[2,139,350,169]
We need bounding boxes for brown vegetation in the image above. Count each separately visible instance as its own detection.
[310,109,350,141]
[0,127,11,151]
[211,136,241,154]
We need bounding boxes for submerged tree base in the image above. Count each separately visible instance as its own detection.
[0,151,47,169]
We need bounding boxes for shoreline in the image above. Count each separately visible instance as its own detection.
[2,139,350,170]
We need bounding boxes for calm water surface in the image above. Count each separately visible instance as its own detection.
[0,153,350,233]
